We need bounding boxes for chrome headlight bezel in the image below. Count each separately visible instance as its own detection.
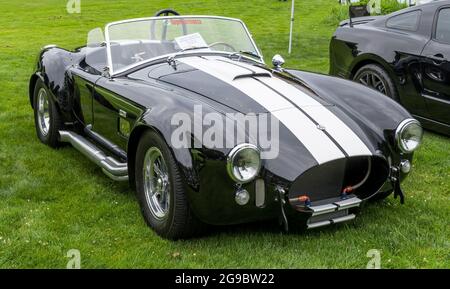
[226,143,262,184]
[395,118,423,154]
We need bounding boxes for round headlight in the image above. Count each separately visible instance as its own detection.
[395,119,423,153]
[227,144,261,183]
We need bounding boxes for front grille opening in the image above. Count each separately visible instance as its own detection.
[343,156,389,199]
[289,156,389,202]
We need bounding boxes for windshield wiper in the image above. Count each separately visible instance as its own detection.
[166,47,261,70]
[230,50,262,61]
[240,50,262,59]
[181,46,210,52]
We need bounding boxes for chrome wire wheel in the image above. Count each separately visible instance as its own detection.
[37,88,50,136]
[357,72,388,95]
[143,147,171,220]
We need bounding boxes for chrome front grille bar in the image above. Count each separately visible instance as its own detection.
[292,195,362,229]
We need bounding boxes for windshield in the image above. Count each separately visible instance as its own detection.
[104,16,261,75]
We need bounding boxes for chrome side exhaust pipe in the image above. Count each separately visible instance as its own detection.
[59,130,128,181]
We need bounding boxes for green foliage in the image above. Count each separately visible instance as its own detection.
[323,5,350,26]
[0,0,449,269]
[361,0,409,14]
[323,0,408,26]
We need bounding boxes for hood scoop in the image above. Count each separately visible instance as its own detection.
[233,72,271,80]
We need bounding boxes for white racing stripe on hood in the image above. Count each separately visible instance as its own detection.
[178,56,345,164]
[210,57,371,157]
[258,77,372,157]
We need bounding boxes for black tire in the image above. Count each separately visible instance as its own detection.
[353,64,399,101]
[369,190,393,202]
[33,79,63,148]
[135,130,205,239]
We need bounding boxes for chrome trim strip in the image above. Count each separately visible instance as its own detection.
[104,26,113,77]
[422,93,450,105]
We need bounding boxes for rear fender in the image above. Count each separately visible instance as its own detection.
[29,46,75,120]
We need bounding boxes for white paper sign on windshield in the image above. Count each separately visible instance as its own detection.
[175,33,209,50]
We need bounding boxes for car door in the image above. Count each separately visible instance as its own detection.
[75,28,142,153]
[71,69,101,125]
[88,22,184,151]
[71,27,108,130]
[382,9,429,117]
[91,78,143,151]
[421,6,450,125]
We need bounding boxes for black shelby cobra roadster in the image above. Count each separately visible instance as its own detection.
[30,10,423,239]
[330,0,450,135]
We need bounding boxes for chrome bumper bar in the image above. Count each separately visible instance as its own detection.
[293,196,362,229]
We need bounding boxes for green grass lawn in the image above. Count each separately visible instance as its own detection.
[0,0,449,268]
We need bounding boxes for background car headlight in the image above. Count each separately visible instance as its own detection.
[227,144,261,183]
[395,119,423,153]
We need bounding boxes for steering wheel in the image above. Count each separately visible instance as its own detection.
[150,9,186,40]
[209,42,237,52]
[154,9,180,17]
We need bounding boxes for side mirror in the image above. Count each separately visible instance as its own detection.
[272,54,285,70]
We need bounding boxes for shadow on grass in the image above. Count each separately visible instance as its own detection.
[181,198,398,242]
[192,214,362,241]
[55,141,399,242]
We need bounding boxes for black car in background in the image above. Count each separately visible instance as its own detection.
[330,1,450,135]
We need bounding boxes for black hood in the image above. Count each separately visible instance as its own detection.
[133,56,333,113]
[126,56,393,181]
[140,57,270,114]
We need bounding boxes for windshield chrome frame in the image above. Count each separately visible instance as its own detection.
[104,15,264,77]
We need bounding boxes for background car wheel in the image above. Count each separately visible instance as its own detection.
[33,79,63,148]
[353,64,399,101]
[135,130,205,239]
